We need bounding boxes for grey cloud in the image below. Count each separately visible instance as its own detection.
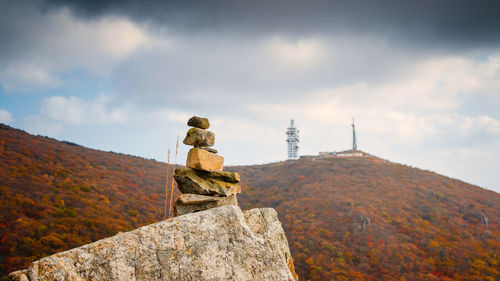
[43,0,500,49]
[0,0,45,62]
[112,34,428,113]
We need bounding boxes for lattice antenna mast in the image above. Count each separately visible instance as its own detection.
[286,119,299,160]
[352,117,357,151]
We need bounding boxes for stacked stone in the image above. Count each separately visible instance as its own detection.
[173,116,240,216]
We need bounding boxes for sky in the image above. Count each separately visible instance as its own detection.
[1,0,499,193]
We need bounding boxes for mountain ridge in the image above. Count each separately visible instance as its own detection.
[1,123,489,190]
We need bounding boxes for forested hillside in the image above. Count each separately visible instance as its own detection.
[231,159,500,280]
[1,124,499,280]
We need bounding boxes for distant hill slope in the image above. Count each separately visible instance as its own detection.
[230,158,500,281]
[1,123,499,280]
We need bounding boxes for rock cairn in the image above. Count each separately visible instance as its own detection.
[173,116,240,216]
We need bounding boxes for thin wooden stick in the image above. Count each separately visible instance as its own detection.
[168,134,180,218]
[163,149,171,219]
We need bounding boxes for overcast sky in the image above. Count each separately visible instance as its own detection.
[1,0,499,192]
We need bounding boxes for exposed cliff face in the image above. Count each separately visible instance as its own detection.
[9,205,297,281]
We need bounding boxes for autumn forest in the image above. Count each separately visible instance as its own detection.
[0,124,499,280]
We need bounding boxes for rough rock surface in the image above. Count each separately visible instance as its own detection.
[187,116,210,129]
[183,128,215,147]
[174,194,238,216]
[186,148,224,171]
[9,206,297,281]
[174,168,241,196]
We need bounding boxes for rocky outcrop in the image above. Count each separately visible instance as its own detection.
[9,205,297,281]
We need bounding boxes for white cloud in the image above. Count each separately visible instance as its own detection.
[0,5,151,93]
[24,115,63,136]
[265,37,325,69]
[37,9,149,68]
[400,55,500,109]
[212,117,282,145]
[0,63,62,92]
[460,115,500,134]
[24,95,130,135]
[161,111,192,124]
[244,52,500,148]
[441,147,494,158]
[0,109,13,124]
[40,95,129,125]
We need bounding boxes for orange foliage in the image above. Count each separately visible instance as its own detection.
[231,157,500,281]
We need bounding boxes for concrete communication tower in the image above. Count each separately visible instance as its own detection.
[352,117,357,151]
[286,119,299,160]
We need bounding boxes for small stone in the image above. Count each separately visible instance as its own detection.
[174,194,238,216]
[187,148,224,171]
[183,128,215,147]
[174,168,241,196]
[187,116,210,129]
[198,147,218,154]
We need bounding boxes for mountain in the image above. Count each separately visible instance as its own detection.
[1,123,499,280]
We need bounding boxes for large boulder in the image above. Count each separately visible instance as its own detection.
[9,206,297,281]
